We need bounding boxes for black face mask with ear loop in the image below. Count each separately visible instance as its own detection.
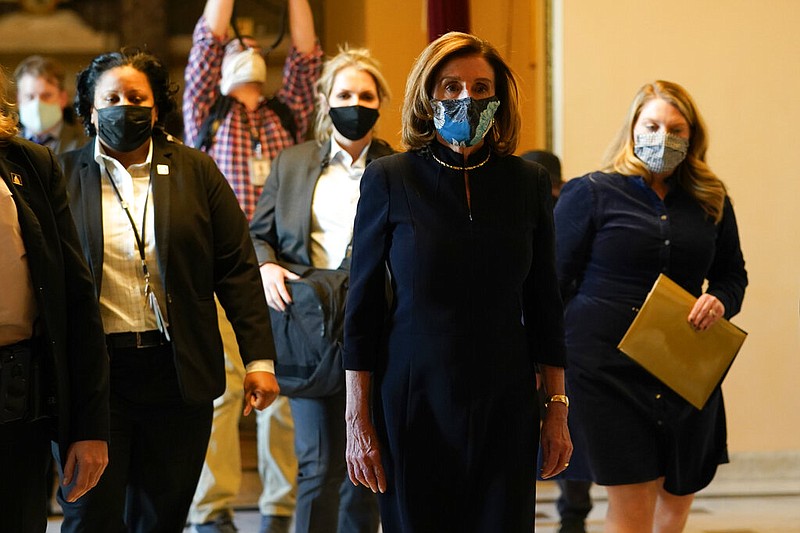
[329,106,380,141]
[96,105,154,153]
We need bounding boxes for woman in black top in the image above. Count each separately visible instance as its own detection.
[343,32,571,532]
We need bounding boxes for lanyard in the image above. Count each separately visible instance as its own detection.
[104,166,171,339]
[240,108,263,157]
[105,167,152,286]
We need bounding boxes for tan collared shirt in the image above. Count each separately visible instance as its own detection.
[0,177,37,345]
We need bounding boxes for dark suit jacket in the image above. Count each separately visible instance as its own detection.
[0,137,109,463]
[250,138,394,267]
[61,132,275,404]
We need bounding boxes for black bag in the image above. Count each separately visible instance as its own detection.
[269,263,349,398]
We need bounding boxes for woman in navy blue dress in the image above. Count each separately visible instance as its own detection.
[343,32,572,533]
[555,80,747,532]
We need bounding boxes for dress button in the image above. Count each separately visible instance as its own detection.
[660,215,668,220]
[664,239,670,245]
[655,393,662,400]
[657,420,663,426]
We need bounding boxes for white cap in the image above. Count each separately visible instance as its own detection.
[220,46,267,96]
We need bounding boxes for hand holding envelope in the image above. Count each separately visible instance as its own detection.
[617,274,747,409]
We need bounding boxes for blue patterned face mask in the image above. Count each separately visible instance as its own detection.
[634,132,689,174]
[431,96,500,147]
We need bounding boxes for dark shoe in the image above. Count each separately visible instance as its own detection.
[559,517,587,533]
[195,515,238,533]
[260,514,291,533]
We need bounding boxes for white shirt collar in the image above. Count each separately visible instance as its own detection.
[329,136,370,171]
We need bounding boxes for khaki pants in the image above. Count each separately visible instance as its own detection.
[188,299,297,524]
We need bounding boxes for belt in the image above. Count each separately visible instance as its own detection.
[106,330,168,349]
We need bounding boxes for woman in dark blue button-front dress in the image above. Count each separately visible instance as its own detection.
[555,80,747,532]
[342,32,572,533]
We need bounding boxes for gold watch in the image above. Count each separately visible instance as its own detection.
[546,394,569,408]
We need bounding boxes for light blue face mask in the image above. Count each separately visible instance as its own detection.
[431,96,500,147]
[634,132,689,174]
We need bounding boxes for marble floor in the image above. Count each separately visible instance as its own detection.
[46,479,800,532]
[45,427,800,532]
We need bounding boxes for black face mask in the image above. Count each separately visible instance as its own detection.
[328,105,379,141]
[96,105,154,152]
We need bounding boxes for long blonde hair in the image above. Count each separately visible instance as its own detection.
[0,69,19,141]
[603,80,726,222]
[314,46,391,145]
[401,31,521,156]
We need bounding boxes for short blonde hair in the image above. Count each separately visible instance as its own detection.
[0,68,19,141]
[314,46,391,144]
[603,80,726,222]
[401,31,520,156]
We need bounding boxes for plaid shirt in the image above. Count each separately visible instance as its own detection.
[183,16,323,219]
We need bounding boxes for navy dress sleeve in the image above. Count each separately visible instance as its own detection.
[343,157,391,371]
[554,176,596,297]
[706,197,747,318]
[525,163,567,367]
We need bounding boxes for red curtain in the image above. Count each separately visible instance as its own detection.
[427,0,470,42]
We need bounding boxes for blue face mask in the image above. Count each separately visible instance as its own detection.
[431,96,500,147]
[634,132,689,174]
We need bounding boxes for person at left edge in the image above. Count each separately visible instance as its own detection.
[56,49,280,533]
[0,69,109,533]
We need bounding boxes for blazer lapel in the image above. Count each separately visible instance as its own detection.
[151,138,171,281]
[77,148,105,293]
[298,142,330,256]
[0,153,44,271]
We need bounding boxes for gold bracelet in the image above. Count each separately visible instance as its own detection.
[546,394,569,408]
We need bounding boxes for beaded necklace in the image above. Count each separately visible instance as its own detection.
[430,150,491,171]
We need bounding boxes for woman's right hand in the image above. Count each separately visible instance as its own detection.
[345,370,386,493]
[259,263,300,312]
[346,414,386,494]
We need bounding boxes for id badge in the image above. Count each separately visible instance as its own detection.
[249,155,271,187]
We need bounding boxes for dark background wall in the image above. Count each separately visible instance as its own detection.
[0,0,324,139]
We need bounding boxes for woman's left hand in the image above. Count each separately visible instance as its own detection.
[688,293,725,331]
[242,371,281,415]
[539,403,573,479]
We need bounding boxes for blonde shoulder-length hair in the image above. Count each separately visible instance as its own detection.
[603,80,727,222]
[0,69,19,141]
[314,46,391,145]
[401,31,521,156]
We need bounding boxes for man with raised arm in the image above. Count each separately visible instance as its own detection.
[184,1,322,532]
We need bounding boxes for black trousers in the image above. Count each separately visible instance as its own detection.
[557,479,593,523]
[58,343,213,533]
[0,418,52,532]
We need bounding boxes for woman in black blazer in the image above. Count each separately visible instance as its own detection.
[0,70,108,533]
[57,49,279,533]
[250,47,393,533]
